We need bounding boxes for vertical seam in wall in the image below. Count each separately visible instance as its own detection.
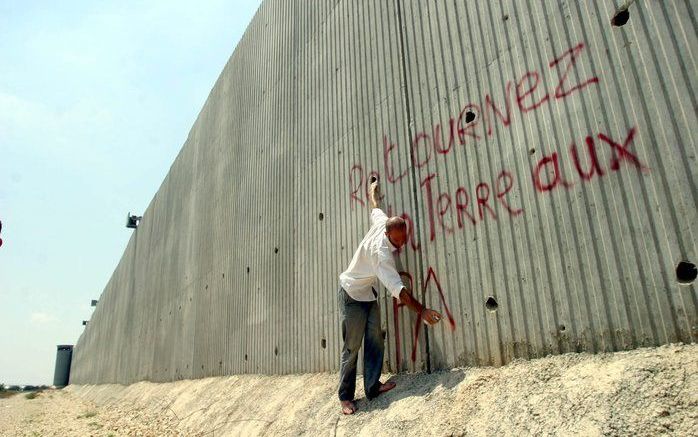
[129,231,139,384]
[394,0,431,374]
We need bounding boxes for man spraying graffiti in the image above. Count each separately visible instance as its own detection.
[337,176,443,415]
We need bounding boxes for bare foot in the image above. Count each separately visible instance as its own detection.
[367,381,397,400]
[340,400,357,415]
[378,381,396,394]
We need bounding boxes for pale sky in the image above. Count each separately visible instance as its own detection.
[0,0,262,386]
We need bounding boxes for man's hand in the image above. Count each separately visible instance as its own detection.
[421,308,442,325]
[369,176,381,208]
[398,287,442,326]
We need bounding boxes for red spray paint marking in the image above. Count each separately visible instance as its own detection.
[597,127,649,173]
[476,183,497,221]
[532,126,648,194]
[484,81,512,136]
[496,170,524,216]
[350,167,525,252]
[351,127,645,250]
[379,41,600,177]
[437,193,454,234]
[533,152,576,192]
[393,271,414,368]
[571,136,605,181]
[455,187,476,228]
[384,136,408,184]
[420,170,524,242]
[412,132,433,168]
[516,71,550,113]
[456,103,482,143]
[343,43,652,370]
[393,267,456,365]
[423,267,457,331]
[392,278,422,365]
[433,118,457,154]
[345,53,648,296]
[549,42,600,99]
[349,164,366,209]
[420,174,438,242]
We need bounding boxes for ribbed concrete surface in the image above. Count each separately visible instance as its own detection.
[70,0,697,384]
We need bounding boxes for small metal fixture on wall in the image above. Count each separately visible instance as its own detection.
[126,212,142,229]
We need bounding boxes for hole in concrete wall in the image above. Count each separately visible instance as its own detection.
[179,305,182,310]
[246,267,250,274]
[485,296,498,311]
[244,354,248,361]
[274,247,279,254]
[222,273,225,278]
[205,284,208,290]
[465,111,476,123]
[321,338,327,349]
[319,212,325,221]
[382,330,387,340]
[503,14,509,21]
[611,9,629,27]
[201,365,204,370]
[529,148,536,155]
[559,324,566,332]
[274,346,279,356]
[676,261,697,284]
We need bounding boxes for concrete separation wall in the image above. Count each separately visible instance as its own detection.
[70,0,697,385]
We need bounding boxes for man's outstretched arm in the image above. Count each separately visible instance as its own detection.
[375,255,442,326]
[399,287,442,325]
[368,176,382,209]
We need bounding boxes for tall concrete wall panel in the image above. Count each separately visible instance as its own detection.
[70,0,697,384]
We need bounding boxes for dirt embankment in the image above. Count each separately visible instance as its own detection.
[1,343,695,436]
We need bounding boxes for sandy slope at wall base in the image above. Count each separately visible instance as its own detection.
[2,343,695,436]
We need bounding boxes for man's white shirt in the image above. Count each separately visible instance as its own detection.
[339,208,405,302]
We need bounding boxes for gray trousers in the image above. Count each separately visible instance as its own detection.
[337,286,384,401]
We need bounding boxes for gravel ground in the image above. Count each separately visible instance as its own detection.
[1,342,695,436]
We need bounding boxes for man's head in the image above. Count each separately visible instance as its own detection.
[385,216,408,249]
